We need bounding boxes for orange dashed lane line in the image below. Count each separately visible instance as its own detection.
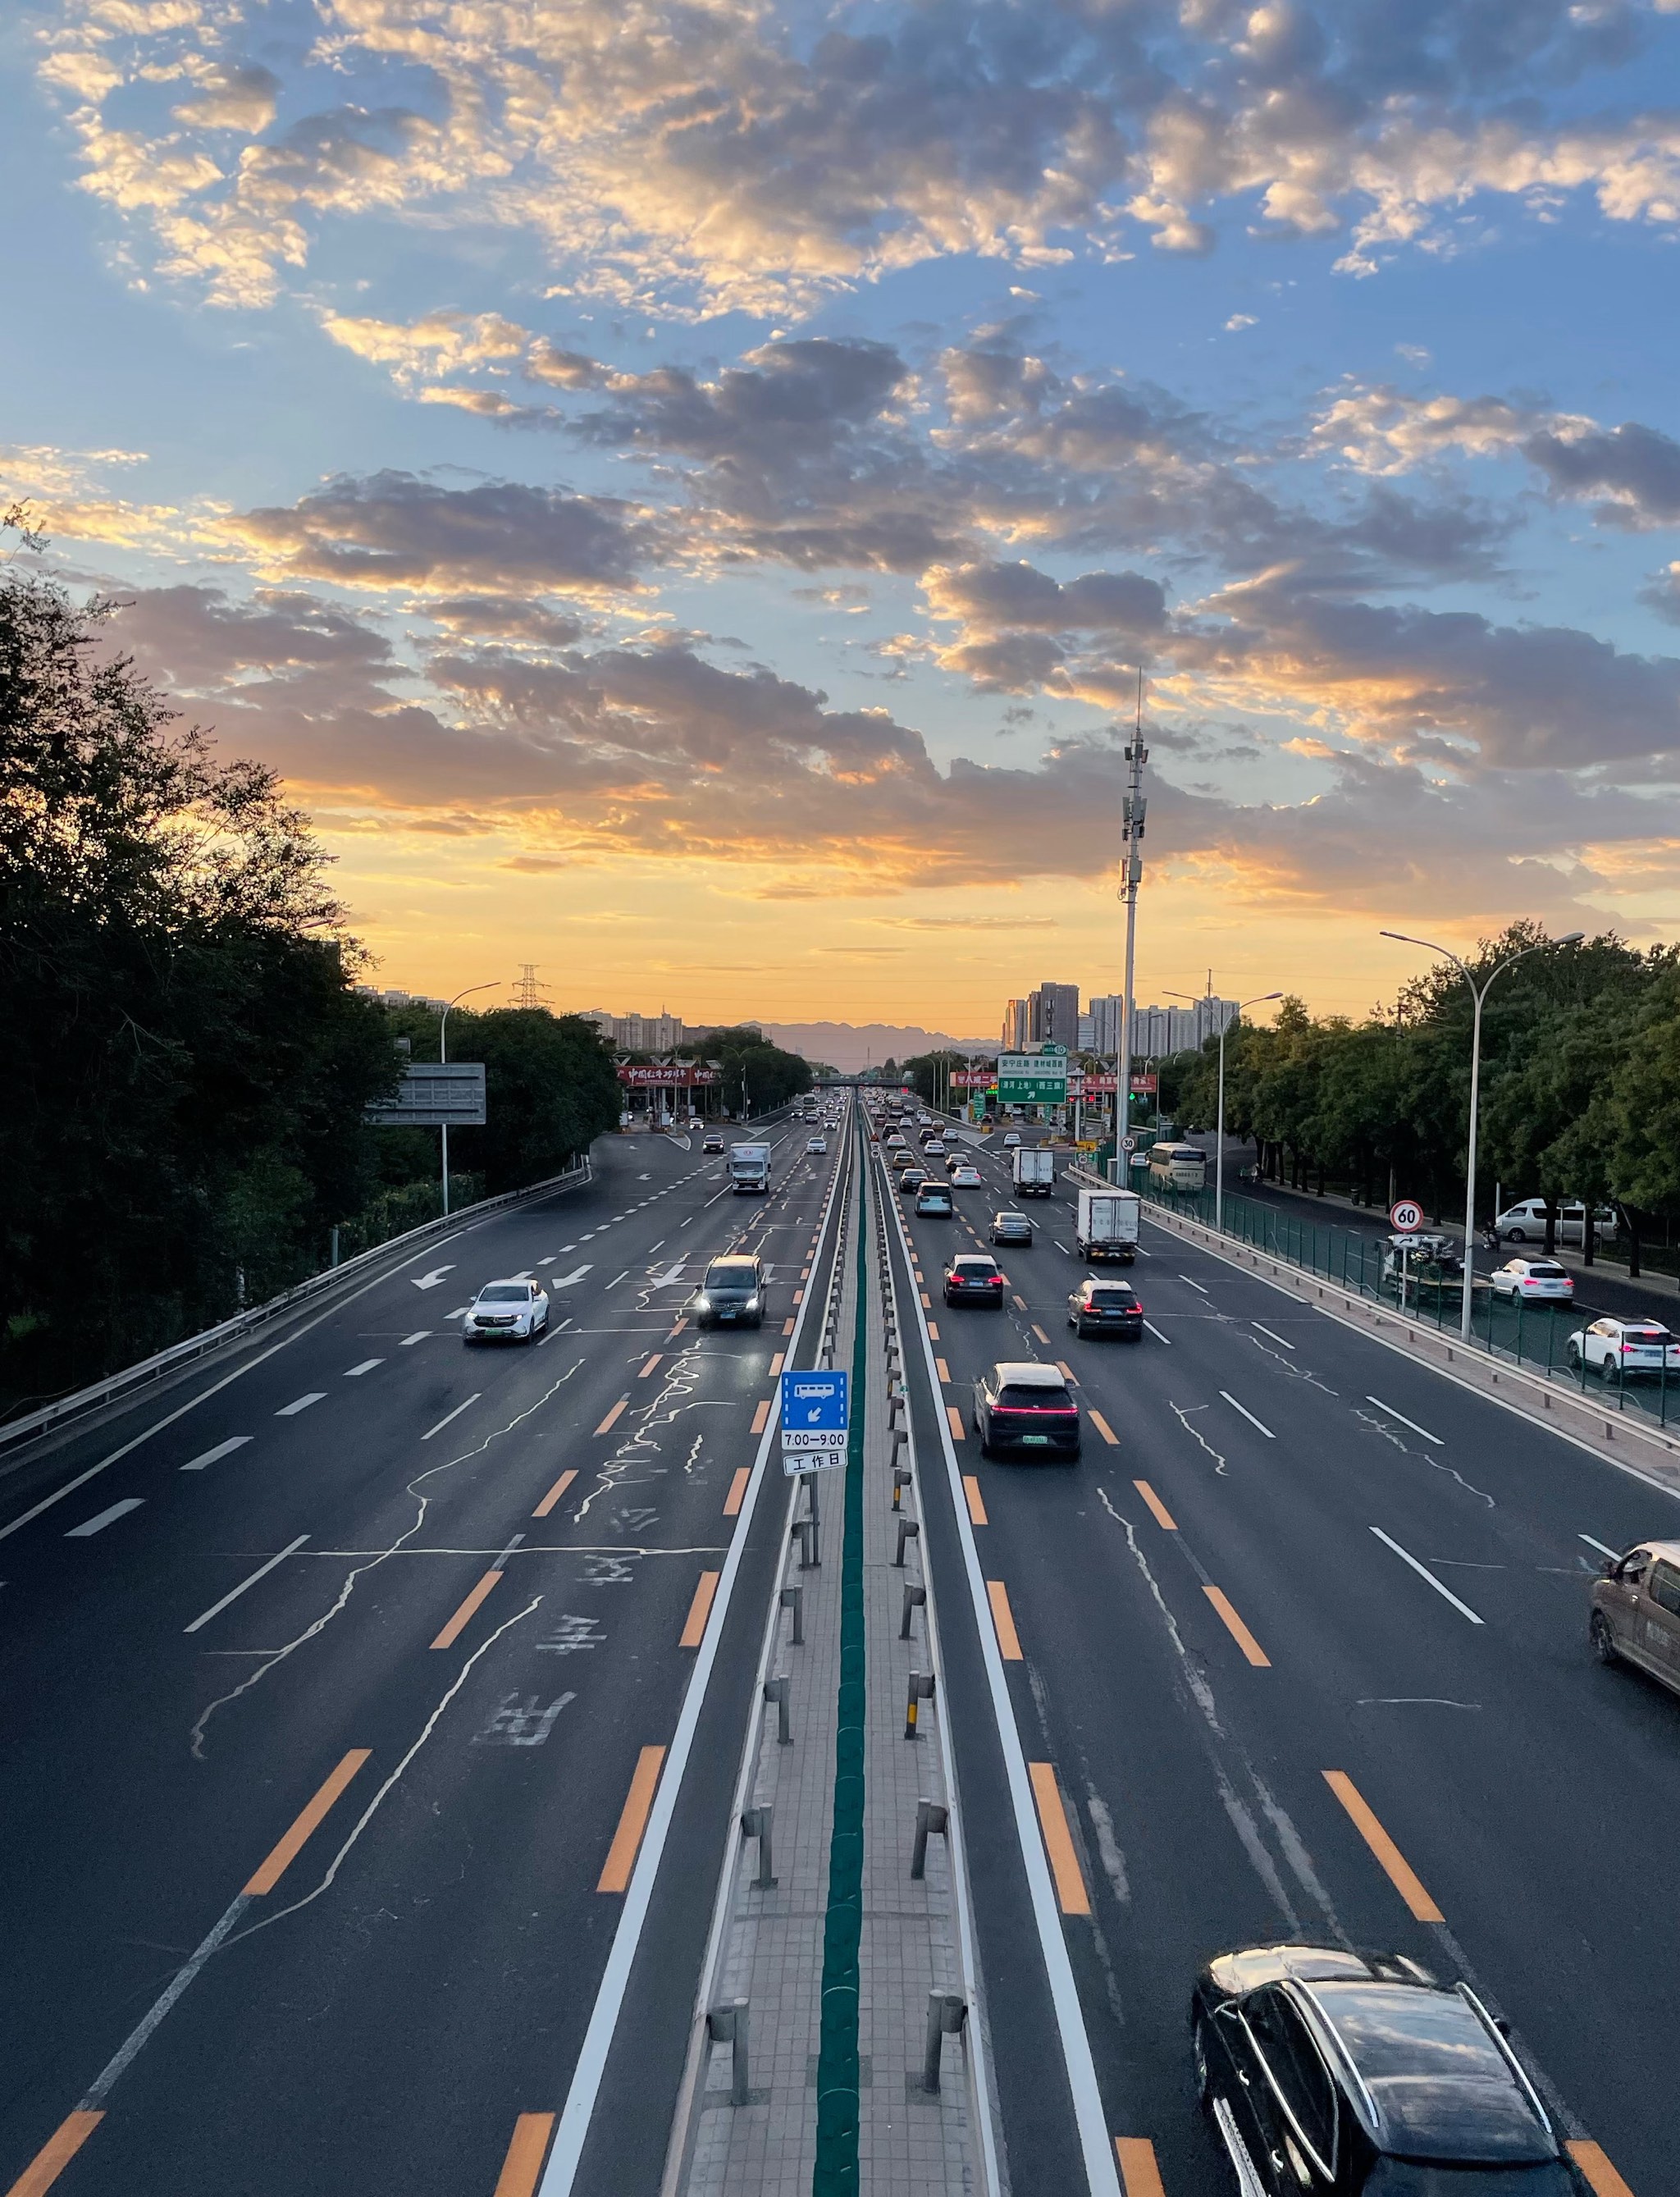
[987,1580,1024,1660]
[638,1354,663,1379]
[1133,1479,1176,1530]
[595,1398,628,1436]
[926,1321,940,1341]
[431,1570,503,1651]
[769,1353,785,1377]
[666,1318,687,1341]
[946,1405,966,1441]
[782,1317,796,1336]
[1115,2138,1167,2197]
[1567,2142,1637,2197]
[1203,1585,1271,1668]
[920,1292,933,1310]
[597,1745,667,1893]
[245,1749,372,1895]
[724,1468,751,1516]
[1028,1761,1090,1916]
[935,1357,952,1383]
[962,1475,988,1525]
[751,1398,772,1435]
[679,1570,721,1647]
[532,1468,577,1519]
[1323,1770,1443,1922]
[1088,1409,1119,1446]
[4,2110,105,2197]
[491,2114,556,2197]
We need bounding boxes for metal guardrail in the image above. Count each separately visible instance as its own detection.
[0,1156,592,1456]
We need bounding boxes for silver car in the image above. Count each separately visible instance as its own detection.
[1591,1540,1680,1699]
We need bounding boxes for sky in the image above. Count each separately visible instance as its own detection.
[7,0,1680,1038]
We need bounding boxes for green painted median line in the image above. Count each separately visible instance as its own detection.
[813,1116,869,2195]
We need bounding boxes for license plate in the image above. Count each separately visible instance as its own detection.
[1022,1435,1049,1446]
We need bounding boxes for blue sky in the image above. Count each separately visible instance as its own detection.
[7,0,1680,1031]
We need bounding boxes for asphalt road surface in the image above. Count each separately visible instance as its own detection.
[0,1116,847,2197]
[883,1119,1675,2197]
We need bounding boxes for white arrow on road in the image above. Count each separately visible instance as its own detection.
[549,1265,594,1288]
[650,1263,687,1287]
[411,1267,456,1290]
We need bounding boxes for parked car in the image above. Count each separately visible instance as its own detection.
[1591,1540,1680,1699]
[972,1362,1081,1459]
[989,1211,1033,1247]
[944,1254,1006,1306]
[1567,1318,1680,1378]
[693,1255,767,1329]
[1490,1258,1573,1303]
[1067,1277,1144,1340]
[1495,1199,1618,1246]
[915,1184,954,1217]
[1191,1944,1577,2197]
[463,1279,550,1344]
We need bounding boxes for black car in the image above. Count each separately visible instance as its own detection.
[1068,1277,1143,1340]
[1191,1945,1582,2196]
[990,1211,1034,1247]
[897,1167,929,1198]
[972,1363,1080,1458]
[693,1255,767,1329]
[944,1254,1006,1306]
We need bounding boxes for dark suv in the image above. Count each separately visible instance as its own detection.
[694,1255,767,1329]
[972,1363,1080,1458]
[1192,1944,1584,2195]
[944,1254,1005,1306]
[1068,1277,1143,1340]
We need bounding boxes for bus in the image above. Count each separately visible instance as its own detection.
[1148,1141,1207,1192]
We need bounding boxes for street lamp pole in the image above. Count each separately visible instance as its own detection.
[1380,930,1582,1342]
[1165,988,1281,1231]
[1116,675,1148,1181]
[438,982,498,1216]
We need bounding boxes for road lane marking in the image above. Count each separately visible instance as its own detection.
[1580,1533,1620,1559]
[550,1267,593,1287]
[963,1476,988,1525]
[431,1571,504,1650]
[184,1536,310,1634]
[1369,1525,1485,1624]
[1322,1770,1443,1921]
[345,1359,383,1377]
[4,2109,105,2196]
[1057,1359,1078,1384]
[769,1353,784,1377]
[679,1571,721,1647]
[598,1745,666,1892]
[1031,1324,1051,1345]
[1567,2141,1637,2197]
[724,1468,751,1516]
[1013,1294,1028,1310]
[1114,2138,1166,2197]
[245,1750,372,1894]
[1219,1391,1274,1439]
[751,1399,772,1434]
[1028,1763,1090,1916]
[400,1331,430,1345]
[947,1405,966,1441]
[65,1499,144,1538]
[936,1357,952,1382]
[605,1271,630,1290]
[422,1393,482,1441]
[783,1317,796,1335]
[988,1580,1024,1660]
[925,1320,940,1341]
[533,1470,578,1519]
[595,1399,628,1436]
[638,1354,663,1380]
[1366,1395,1444,1444]
[493,2115,557,2197]
[1087,1410,1119,1446]
[668,1318,687,1341]
[920,1292,932,1309]
[1177,1275,1208,1294]
[276,1391,326,1417]
[1204,1586,1271,1667]
[1251,1322,1294,1350]
[1133,1480,1176,1530]
[1141,1320,1171,1346]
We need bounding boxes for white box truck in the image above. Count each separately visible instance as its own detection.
[1075,1187,1140,1264]
[728,1141,771,1193]
[1011,1145,1057,1198]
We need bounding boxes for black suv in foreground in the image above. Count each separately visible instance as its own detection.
[1192,1944,1585,2195]
[693,1255,767,1329]
[972,1362,1080,1459]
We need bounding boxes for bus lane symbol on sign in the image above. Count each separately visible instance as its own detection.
[780,1368,848,1432]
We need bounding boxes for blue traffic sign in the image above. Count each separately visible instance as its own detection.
[780,1368,849,1432]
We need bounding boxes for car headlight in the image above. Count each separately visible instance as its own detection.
[695,1295,711,1312]
[744,1295,760,1309]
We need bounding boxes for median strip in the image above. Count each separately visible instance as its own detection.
[1322,1770,1443,1921]
[1203,1586,1270,1668]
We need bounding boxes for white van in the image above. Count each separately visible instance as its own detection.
[1495,1199,1618,1246]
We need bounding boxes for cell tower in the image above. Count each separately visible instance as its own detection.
[512,963,545,1010]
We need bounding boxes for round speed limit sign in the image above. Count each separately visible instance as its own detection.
[1389,1199,1424,1233]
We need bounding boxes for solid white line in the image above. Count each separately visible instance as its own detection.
[400,1331,430,1346]
[1253,1322,1294,1350]
[184,1535,310,1634]
[66,1497,144,1537]
[421,1393,481,1441]
[1220,1390,1275,1439]
[1370,1525,1485,1624]
[1366,1395,1444,1445]
[80,1888,254,2104]
[1179,1274,1209,1294]
[604,1271,630,1290]
[1143,1319,1173,1346]
[276,1392,326,1417]
[180,1436,252,1473]
[345,1359,383,1377]
[1579,1533,1620,1560]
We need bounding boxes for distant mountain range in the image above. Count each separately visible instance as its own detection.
[763,1021,996,1072]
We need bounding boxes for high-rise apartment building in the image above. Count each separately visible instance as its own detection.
[1130,995,1239,1055]
[1001,998,1030,1048]
[614,1011,686,1053]
[1088,993,1125,1055]
[1030,982,1081,1048]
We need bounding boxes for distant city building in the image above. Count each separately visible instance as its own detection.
[1088,993,1125,1055]
[613,1011,685,1053]
[356,984,450,1013]
[1000,998,1030,1048]
[1076,1012,1095,1052]
[1131,995,1239,1055]
[1029,982,1081,1048]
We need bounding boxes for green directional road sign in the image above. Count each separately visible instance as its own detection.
[996,1045,1068,1103]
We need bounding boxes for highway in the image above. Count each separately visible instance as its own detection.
[883,1119,1677,2197]
[0,1117,847,2197]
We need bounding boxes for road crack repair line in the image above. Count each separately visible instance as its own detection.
[573,1341,725,1523]
[188,1359,587,1759]
[1169,1400,1230,1476]
[1353,1409,1495,1508]
[1245,1331,1340,1395]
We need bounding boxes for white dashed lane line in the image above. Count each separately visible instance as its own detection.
[1219,1390,1274,1439]
[1370,1525,1485,1625]
[422,1394,482,1441]
[180,1436,252,1473]
[400,1331,431,1346]
[276,1393,326,1418]
[66,1499,144,1538]
[345,1359,383,1377]
[1366,1395,1444,1445]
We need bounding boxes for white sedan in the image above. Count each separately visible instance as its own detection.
[463,1279,549,1344]
[1490,1258,1574,1303]
[951,1163,984,1188]
[1002,1131,1021,1149]
[807,1135,828,1153]
[1568,1318,1680,1377]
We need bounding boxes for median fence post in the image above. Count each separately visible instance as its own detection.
[900,1582,926,1639]
[905,1669,935,1738]
[894,1517,920,1568]
[742,1804,777,1889]
[707,2000,751,2106]
[765,1673,792,1745]
[780,1582,805,1645]
[911,1798,949,1880]
[921,1991,967,2093]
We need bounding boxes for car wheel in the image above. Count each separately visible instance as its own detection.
[1508,1227,1527,1243]
[1192,2018,1214,2109]
[1591,1613,1620,1667]
[1600,1355,1618,1381]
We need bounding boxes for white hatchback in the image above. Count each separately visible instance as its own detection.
[463,1279,549,1344]
[1490,1258,1574,1302]
[951,1164,983,1188]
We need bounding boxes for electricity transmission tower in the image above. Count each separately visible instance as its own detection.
[512,963,547,1011]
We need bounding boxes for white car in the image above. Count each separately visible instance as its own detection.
[924,1140,947,1158]
[1568,1318,1680,1378]
[1490,1258,1574,1303]
[807,1135,828,1153]
[1002,1131,1021,1149]
[463,1279,549,1344]
[1495,1199,1618,1246]
[951,1163,983,1188]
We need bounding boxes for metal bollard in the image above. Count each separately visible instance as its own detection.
[765,1673,792,1745]
[892,1464,913,1512]
[791,1516,815,1569]
[905,1669,936,1738]
[742,1803,777,1888]
[921,1990,967,2092]
[911,1797,949,1881]
[707,1999,752,2105]
[900,1582,926,1639]
[893,1517,920,1567]
[779,1582,804,1645]
[804,1473,821,1526]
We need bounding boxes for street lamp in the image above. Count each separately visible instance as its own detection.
[1380,930,1583,1342]
[1165,989,1281,1231]
[439,982,499,1216]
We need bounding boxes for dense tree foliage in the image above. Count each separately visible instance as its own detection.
[1159,927,1680,1266]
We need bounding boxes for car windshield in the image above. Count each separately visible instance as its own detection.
[1087,1288,1137,1306]
[478,1285,527,1302]
[998,1383,1073,1409]
[705,1263,756,1290]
